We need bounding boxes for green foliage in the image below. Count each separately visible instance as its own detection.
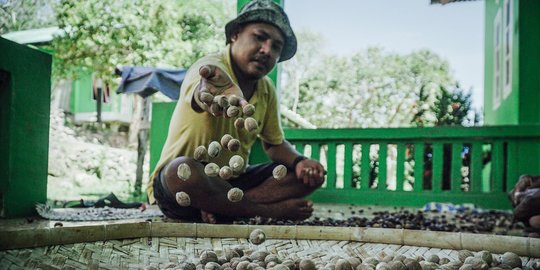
[432,85,475,126]
[0,0,56,34]
[281,34,456,128]
[52,0,234,84]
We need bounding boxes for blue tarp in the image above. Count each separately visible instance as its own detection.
[115,66,187,100]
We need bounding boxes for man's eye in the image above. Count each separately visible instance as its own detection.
[254,34,265,41]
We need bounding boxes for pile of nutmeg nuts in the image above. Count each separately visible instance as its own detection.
[174,95,289,207]
[144,228,538,270]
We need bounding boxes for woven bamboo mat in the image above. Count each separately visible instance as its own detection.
[1,237,538,270]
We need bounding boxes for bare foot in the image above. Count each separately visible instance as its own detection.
[266,198,314,220]
[200,210,217,224]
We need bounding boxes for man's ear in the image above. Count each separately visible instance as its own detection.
[230,26,243,42]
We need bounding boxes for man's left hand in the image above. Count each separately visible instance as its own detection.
[295,159,326,187]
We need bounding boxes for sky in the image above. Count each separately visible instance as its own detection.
[284,0,485,110]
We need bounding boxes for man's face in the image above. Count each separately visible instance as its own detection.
[230,23,284,80]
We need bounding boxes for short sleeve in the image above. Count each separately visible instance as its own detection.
[259,81,284,145]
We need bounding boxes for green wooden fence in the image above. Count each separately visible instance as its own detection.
[150,102,540,209]
[283,126,540,209]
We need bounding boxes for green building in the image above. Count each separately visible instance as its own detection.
[2,27,133,126]
[483,0,540,125]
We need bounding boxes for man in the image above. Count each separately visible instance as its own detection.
[509,174,540,236]
[147,0,326,223]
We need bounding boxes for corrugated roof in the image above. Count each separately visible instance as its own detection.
[431,0,481,4]
[1,27,60,44]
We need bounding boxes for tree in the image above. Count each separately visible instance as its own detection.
[280,38,456,128]
[51,0,234,197]
[52,0,234,83]
[0,0,56,34]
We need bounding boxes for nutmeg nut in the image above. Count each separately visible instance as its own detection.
[335,259,352,270]
[175,192,191,207]
[426,255,439,264]
[299,259,317,270]
[219,166,233,180]
[204,262,220,270]
[227,139,241,152]
[200,92,214,104]
[228,95,241,106]
[199,250,218,265]
[208,141,222,158]
[220,134,233,148]
[214,95,229,108]
[229,155,245,173]
[458,250,474,263]
[226,105,240,118]
[234,117,245,130]
[177,163,191,181]
[227,187,244,202]
[242,104,255,117]
[244,117,258,132]
[194,145,207,161]
[209,103,222,116]
[475,251,492,265]
[204,163,220,177]
[272,164,287,180]
[500,252,521,268]
[249,228,266,245]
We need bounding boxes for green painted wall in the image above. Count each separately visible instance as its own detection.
[484,0,540,126]
[0,37,51,217]
[484,0,519,125]
[70,69,129,114]
[518,0,540,124]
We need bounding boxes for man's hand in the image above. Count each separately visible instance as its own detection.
[295,159,326,187]
[514,188,540,222]
[196,65,248,116]
[509,175,540,206]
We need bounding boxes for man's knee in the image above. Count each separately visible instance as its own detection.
[164,156,205,188]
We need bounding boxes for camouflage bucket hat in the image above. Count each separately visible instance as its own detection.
[225,0,297,62]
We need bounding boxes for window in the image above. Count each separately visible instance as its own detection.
[493,10,502,109]
[502,0,513,98]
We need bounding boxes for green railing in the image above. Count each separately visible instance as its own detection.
[150,102,540,210]
[282,126,540,209]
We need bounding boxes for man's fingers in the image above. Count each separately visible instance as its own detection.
[199,65,215,79]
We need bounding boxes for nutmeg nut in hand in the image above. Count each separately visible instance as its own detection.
[228,95,241,106]
[249,228,266,245]
[220,134,233,148]
[214,95,229,108]
[219,166,233,180]
[200,92,214,104]
[272,165,287,180]
[234,118,244,130]
[242,104,255,117]
[175,192,191,207]
[227,139,241,152]
[227,187,244,202]
[194,145,207,161]
[229,155,245,173]
[226,106,240,118]
[244,117,258,132]
[209,103,222,116]
[177,163,191,181]
[208,141,222,158]
[204,163,220,177]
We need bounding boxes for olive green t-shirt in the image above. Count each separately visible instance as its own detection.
[147,47,284,204]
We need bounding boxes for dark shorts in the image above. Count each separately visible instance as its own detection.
[153,162,280,220]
